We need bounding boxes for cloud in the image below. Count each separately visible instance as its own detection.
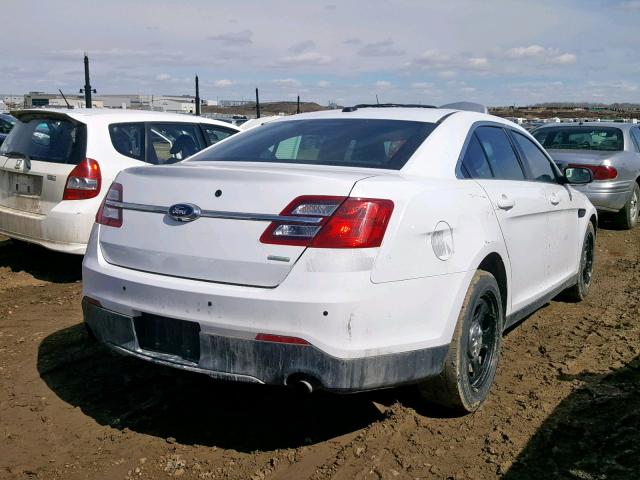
[324,4,337,10]
[375,80,392,88]
[207,30,253,45]
[272,78,301,87]
[550,53,577,65]
[504,45,576,65]
[276,51,333,66]
[438,70,457,78]
[406,50,487,71]
[214,79,233,87]
[343,38,362,45]
[407,49,452,68]
[411,82,433,89]
[467,57,489,69]
[288,40,316,54]
[156,73,171,81]
[506,45,546,58]
[358,39,404,57]
[317,80,330,87]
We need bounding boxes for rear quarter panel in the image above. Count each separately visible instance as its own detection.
[351,176,507,283]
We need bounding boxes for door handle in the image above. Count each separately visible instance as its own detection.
[550,193,561,206]
[497,194,515,211]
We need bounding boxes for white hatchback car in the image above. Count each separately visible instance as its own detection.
[0,109,240,254]
[82,105,597,412]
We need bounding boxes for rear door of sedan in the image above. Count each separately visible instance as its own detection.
[509,130,580,286]
[460,125,550,314]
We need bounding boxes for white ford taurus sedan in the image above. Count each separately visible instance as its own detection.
[82,105,597,412]
[0,109,239,254]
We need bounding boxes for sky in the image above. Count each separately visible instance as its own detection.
[2,0,640,107]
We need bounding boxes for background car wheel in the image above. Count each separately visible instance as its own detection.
[562,222,595,302]
[615,183,639,230]
[418,270,503,414]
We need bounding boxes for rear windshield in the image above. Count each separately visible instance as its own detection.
[533,126,624,152]
[0,116,86,164]
[190,119,436,170]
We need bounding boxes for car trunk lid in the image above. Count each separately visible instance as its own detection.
[98,163,377,287]
[546,149,614,169]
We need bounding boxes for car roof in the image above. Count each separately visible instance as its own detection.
[10,108,240,130]
[267,107,522,133]
[275,107,455,123]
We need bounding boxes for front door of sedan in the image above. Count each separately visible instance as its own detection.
[509,130,580,286]
[461,126,550,314]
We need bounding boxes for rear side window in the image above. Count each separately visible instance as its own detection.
[0,116,86,164]
[0,118,13,134]
[533,126,624,152]
[461,134,493,179]
[147,123,204,164]
[109,123,145,161]
[201,124,236,146]
[511,131,558,183]
[190,119,436,170]
[475,126,525,180]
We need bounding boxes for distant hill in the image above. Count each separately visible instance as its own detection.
[202,101,332,117]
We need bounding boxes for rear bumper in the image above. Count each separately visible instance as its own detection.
[572,181,633,212]
[83,299,448,392]
[0,202,95,254]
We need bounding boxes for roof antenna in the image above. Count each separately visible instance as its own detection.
[376,94,380,105]
[58,89,72,109]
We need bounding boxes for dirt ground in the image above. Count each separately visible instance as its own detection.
[1,223,639,480]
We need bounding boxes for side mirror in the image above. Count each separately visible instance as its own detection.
[563,167,593,185]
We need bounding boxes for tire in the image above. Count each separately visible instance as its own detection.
[615,182,639,230]
[562,222,595,302]
[418,270,503,414]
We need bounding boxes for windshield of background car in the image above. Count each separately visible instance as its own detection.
[533,126,624,152]
[0,116,86,164]
[190,119,437,169]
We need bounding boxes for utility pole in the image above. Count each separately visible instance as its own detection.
[296,95,300,114]
[195,74,201,116]
[79,53,96,108]
[255,87,261,118]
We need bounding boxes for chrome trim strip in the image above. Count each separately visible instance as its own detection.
[105,200,324,224]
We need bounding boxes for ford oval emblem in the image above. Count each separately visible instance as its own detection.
[168,203,201,222]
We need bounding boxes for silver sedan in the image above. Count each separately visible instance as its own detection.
[533,122,640,229]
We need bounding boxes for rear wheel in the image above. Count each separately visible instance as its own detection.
[562,222,595,302]
[418,270,503,413]
[615,183,639,230]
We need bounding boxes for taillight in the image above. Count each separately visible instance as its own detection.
[96,182,123,228]
[63,158,102,200]
[260,195,394,248]
[255,333,310,346]
[569,163,618,180]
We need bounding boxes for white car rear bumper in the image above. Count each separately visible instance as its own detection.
[82,226,474,390]
[0,202,95,254]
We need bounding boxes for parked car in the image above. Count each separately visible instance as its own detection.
[0,113,16,146]
[0,108,240,254]
[533,122,640,229]
[83,105,596,413]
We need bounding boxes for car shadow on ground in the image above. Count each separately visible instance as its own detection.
[0,237,82,283]
[504,354,640,479]
[37,323,401,452]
